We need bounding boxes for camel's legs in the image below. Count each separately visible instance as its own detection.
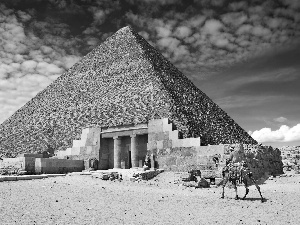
[242,178,249,200]
[249,177,264,202]
[233,180,239,200]
[221,176,228,199]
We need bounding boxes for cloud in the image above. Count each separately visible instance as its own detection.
[174,26,192,39]
[157,37,180,50]
[228,1,248,11]
[221,12,247,27]
[274,117,288,123]
[252,26,271,37]
[280,0,300,9]
[126,0,180,5]
[210,0,225,7]
[0,4,81,123]
[251,124,300,143]
[203,19,223,35]
[186,15,206,28]
[21,60,38,73]
[156,26,172,38]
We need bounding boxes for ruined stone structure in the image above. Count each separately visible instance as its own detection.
[156,143,283,179]
[0,26,262,173]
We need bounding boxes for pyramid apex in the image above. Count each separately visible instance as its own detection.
[121,25,132,30]
[115,25,136,35]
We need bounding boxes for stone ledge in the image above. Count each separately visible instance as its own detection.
[0,174,66,182]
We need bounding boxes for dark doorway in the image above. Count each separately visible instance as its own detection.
[128,149,132,168]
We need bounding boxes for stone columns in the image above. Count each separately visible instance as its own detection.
[130,134,139,168]
[113,136,121,169]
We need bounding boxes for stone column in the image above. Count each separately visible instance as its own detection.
[113,136,122,169]
[150,153,155,170]
[130,134,139,168]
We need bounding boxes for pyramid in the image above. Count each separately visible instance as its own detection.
[0,26,257,157]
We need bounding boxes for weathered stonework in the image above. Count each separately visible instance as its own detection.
[154,143,283,180]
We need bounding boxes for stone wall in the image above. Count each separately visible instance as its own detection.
[155,144,283,180]
[0,155,43,174]
[35,158,84,174]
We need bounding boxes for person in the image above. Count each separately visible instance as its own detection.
[143,162,149,171]
[144,154,151,168]
[228,146,238,162]
[212,154,220,167]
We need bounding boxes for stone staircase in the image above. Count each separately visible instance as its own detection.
[147,118,201,151]
[55,128,101,159]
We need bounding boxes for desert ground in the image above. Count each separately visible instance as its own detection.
[1,171,299,225]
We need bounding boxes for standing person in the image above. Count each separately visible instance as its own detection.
[228,146,238,163]
[144,154,151,168]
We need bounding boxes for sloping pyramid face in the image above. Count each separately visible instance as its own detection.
[0,26,257,157]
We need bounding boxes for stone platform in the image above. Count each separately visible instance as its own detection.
[0,174,66,182]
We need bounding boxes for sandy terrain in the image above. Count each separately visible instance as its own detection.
[1,171,299,225]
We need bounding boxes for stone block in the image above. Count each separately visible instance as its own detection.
[169,130,179,140]
[85,146,94,155]
[73,140,83,147]
[163,140,172,149]
[71,147,81,155]
[65,148,72,155]
[147,141,157,150]
[139,160,143,168]
[197,156,209,164]
[3,176,17,181]
[148,119,164,133]
[172,139,182,148]
[179,147,195,157]
[163,122,172,132]
[156,140,163,149]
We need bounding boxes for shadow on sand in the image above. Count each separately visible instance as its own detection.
[241,197,268,203]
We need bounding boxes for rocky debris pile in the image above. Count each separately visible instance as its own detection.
[0,166,26,176]
[180,170,211,188]
[233,144,283,179]
[0,26,256,157]
[131,169,164,181]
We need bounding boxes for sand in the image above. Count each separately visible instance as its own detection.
[1,171,299,225]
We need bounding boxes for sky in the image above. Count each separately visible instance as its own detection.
[0,0,299,148]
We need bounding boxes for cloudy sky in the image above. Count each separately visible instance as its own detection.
[0,0,299,147]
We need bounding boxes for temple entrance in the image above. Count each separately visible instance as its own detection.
[100,125,149,169]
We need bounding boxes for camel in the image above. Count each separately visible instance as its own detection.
[220,159,264,202]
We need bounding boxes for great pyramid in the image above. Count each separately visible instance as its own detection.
[0,26,257,157]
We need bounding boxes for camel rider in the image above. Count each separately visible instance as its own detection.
[223,146,237,178]
[228,146,236,162]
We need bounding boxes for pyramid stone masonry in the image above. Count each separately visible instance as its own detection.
[0,26,257,158]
